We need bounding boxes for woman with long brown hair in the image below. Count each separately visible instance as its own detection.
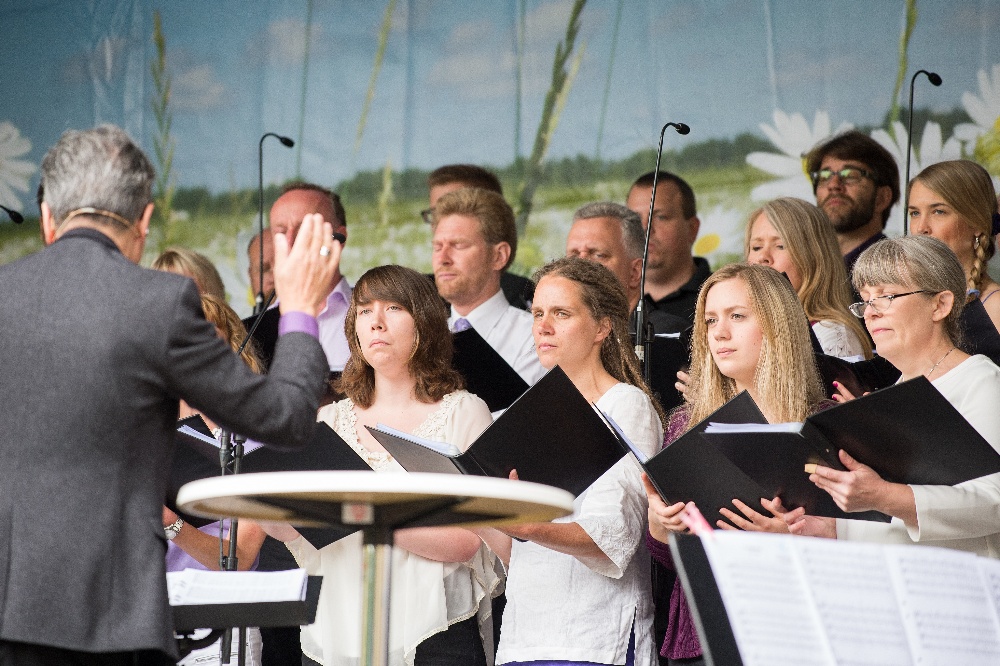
[496,257,664,666]
[266,264,498,666]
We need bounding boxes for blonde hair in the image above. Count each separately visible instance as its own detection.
[686,263,824,425]
[433,188,518,269]
[533,257,666,427]
[909,160,997,297]
[199,293,263,373]
[152,247,226,300]
[746,197,871,359]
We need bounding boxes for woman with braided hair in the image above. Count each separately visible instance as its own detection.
[908,159,1000,332]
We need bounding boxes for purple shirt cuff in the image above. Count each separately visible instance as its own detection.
[278,311,319,339]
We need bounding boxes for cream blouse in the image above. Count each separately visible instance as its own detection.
[285,390,499,666]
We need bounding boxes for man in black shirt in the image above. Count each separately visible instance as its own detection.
[626,171,710,323]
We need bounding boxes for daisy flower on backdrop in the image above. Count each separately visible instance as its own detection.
[0,122,34,213]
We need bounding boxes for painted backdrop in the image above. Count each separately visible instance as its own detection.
[2,0,999,315]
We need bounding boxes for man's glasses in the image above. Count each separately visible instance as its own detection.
[811,167,876,187]
[420,208,435,225]
[849,290,929,318]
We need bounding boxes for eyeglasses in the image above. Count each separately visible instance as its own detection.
[420,207,435,225]
[811,167,876,187]
[849,290,929,318]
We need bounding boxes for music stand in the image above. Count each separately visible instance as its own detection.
[177,471,574,666]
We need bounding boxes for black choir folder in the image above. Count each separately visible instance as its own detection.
[169,416,372,547]
[366,366,626,496]
[670,531,1000,666]
[451,326,529,411]
[641,377,1000,527]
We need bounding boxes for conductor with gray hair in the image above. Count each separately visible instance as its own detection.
[0,125,338,665]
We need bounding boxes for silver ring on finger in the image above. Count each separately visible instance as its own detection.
[319,246,330,257]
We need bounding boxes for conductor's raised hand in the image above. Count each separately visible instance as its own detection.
[273,213,340,317]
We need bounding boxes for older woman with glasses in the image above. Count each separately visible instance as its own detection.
[788,236,1000,559]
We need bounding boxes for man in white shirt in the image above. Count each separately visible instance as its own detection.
[246,182,352,372]
[432,187,546,385]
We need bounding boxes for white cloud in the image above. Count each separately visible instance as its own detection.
[172,63,227,112]
[246,18,325,67]
[428,0,588,101]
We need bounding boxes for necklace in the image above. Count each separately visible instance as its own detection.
[926,347,955,378]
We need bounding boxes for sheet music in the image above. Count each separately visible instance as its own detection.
[703,422,804,434]
[702,532,835,666]
[885,546,1000,665]
[374,423,460,456]
[167,568,307,606]
[177,424,264,454]
[793,538,912,665]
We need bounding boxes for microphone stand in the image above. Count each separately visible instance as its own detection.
[635,122,690,384]
[903,69,942,235]
[257,133,295,315]
[1,205,23,223]
[217,289,275,665]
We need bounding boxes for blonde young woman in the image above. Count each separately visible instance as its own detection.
[643,263,828,663]
[162,294,267,666]
[908,159,1000,332]
[152,246,227,300]
[745,197,871,359]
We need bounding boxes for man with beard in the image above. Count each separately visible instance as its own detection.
[626,171,708,323]
[805,131,900,277]
[432,187,545,385]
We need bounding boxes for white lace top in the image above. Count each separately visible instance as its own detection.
[286,390,498,666]
[812,319,869,359]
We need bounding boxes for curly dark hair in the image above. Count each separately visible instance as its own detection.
[533,256,666,426]
[336,265,463,408]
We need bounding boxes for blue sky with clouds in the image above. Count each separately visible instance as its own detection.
[1,0,999,203]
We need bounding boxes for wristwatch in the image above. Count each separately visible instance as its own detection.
[164,516,185,540]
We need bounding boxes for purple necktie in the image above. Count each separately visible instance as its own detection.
[453,318,471,332]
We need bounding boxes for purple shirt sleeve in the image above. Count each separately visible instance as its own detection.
[278,311,319,339]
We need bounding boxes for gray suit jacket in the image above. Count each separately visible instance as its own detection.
[0,228,328,657]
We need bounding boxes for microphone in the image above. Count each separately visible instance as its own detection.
[257,133,295,315]
[635,122,690,382]
[1,205,24,223]
[903,70,942,234]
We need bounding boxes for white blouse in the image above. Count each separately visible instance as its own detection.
[286,391,499,666]
[812,319,869,359]
[837,354,1000,558]
[496,383,664,666]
